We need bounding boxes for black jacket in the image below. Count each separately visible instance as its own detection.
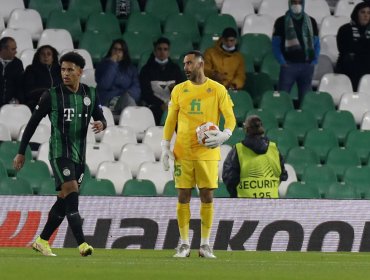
[0,57,24,106]
[222,136,288,198]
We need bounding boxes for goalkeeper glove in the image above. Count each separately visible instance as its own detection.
[161,140,174,171]
[204,129,232,148]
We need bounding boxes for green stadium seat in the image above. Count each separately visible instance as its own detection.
[345,130,370,165]
[0,160,7,178]
[29,0,63,24]
[125,12,162,39]
[80,178,116,196]
[260,52,280,86]
[123,31,155,64]
[300,91,335,126]
[0,177,33,195]
[242,53,256,74]
[184,0,218,27]
[122,179,157,196]
[68,0,103,24]
[164,13,201,45]
[343,166,370,199]
[326,147,361,182]
[85,12,122,40]
[285,182,321,199]
[228,90,254,125]
[239,33,272,69]
[301,164,337,198]
[105,0,141,15]
[160,110,168,126]
[144,0,180,24]
[259,90,294,126]
[286,146,320,180]
[303,128,339,163]
[283,110,318,143]
[246,109,278,131]
[38,177,58,195]
[202,14,237,37]
[325,182,360,199]
[79,30,112,64]
[214,181,230,198]
[137,50,152,71]
[244,73,274,107]
[162,180,198,197]
[162,32,193,63]
[199,33,217,53]
[266,127,299,158]
[0,141,32,177]
[322,110,357,146]
[224,127,244,146]
[16,160,51,194]
[46,10,82,43]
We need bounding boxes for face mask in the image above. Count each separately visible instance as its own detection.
[291,4,302,14]
[155,57,168,65]
[222,44,236,52]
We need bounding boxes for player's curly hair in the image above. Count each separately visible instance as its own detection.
[59,51,86,69]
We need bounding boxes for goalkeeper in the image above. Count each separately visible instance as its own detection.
[161,50,236,258]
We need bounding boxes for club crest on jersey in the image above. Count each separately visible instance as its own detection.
[83,96,91,106]
[63,168,71,176]
[207,88,212,93]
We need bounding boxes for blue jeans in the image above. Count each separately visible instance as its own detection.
[278,63,314,104]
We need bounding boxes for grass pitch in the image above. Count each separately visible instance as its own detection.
[1,248,370,280]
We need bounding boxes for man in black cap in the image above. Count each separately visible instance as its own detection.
[204,27,246,90]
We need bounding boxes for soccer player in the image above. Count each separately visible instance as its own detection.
[13,52,107,257]
[161,50,236,258]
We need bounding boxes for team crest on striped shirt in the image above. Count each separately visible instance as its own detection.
[83,96,91,106]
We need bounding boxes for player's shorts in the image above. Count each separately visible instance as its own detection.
[50,158,85,191]
[174,159,218,189]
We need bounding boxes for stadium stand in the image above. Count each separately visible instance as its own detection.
[339,92,370,125]
[283,110,318,143]
[300,91,336,125]
[322,110,357,145]
[37,29,74,53]
[85,12,122,40]
[67,0,103,24]
[221,0,255,28]
[285,146,320,180]
[144,0,180,25]
[80,178,116,196]
[266,127,299,158]
[345,130,370,165]
[16,159,51,194]
[183,0,219,27]
[285,181,321,199]
[122,179,158,196]
[119,143,156,177]
[96,161,133,195]
[246,108,278,131]
[301,164,337,198]
[136,161,173,194]
[0,0,25,23]
[326,147,361,181]
[343,166,370,199]
[85,142,115,176]
[325,182,360,199]
[318,73,353,105]
[0,104,31,140]
[303,128,339,163]
[0,123,11,141]
[7,8,43,41]
[0,177,33,195]
[0,28,33,57]
[241,14,274,38]
[278,163,298,198]
[260,90,294,125]
[28,0,63,24]
[46,10,82,44]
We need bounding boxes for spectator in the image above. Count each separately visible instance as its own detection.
[204,27,246,90]
[0,37,24,106]
[23,45,62,111]
[139,37,184,125]
[272,0,320,107]
[336,1,370,91]
[95,39,141,115]
[222,115,288,198]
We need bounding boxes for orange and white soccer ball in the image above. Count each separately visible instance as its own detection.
[196,122,219,145]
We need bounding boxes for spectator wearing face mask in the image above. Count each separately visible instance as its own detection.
[204,27,246,90]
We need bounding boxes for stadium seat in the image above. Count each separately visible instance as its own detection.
[214,181,230,198]
[37,29,74,54]
[137,161,173,194]
[303,128,339,163]
[283,110,318,143]
[68,0,103,24]
[300,91,335,125]
[246,109,279,131]
[325,182,359,199]
[142,126,165,161]
[18,123,50,157]
[358,74,370,94]
[202,14,238,37]
[36,142,52,174]
[343,166,370,199]
[319,15,349,38]
[122,179,157,196]
[46,10,82,43]
[322,110,357,145]
[183,0,218,27]
[301,164,337,198]
[345,130,370,165]
[334,0,362,17]
[1,28,33,57]
[85,142,115,176]
[339,92,370,125]
[260,52,280,86]
[221,0,255,28]
[305,0,331,27]
[0,0,25,23]
[326,147,361,181]
[96,161,132,194]
[228,90,254,125]
[0,17,4,33]
[122,31,156,65]
[118,106,156,141]
[125,12,162,39]
[285,146,320,180]
[239,33,272,68]
[219,144,232,181]
[94,106,115,141]
[224,127,245,146]
[162,32,193,63]
[0,123,11,141]
[318,73,353,105]
[278,163,298,198]
[85,12,122,40]
[144,0,180,24]
[100,125,137,160]
[361,111,370,131]
[0,177,33,195]
[16,160,51,194]
[38,177,57,195]
[320,35,339,66]
[78,30,112,64]
[80,178,116,196]
[258,0,288,21]
[119,143,156,177]
[244,73,275,106]
[7,8,43,41]
[266,127,299,158]
[285,181,321,199]
[242,52,256,74]
[0,160,7,178]
[105,0,141,15]
[28,0,63,24]
[241,14,275,38]
[164,13,201,45]
[162,180,199,197]
[19,49,36,69]
[259,90,294,125]
[312,55,334,88]
[0,104,32,140]
[80,68,96,87]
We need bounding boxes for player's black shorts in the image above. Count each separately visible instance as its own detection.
[50,158,85,191]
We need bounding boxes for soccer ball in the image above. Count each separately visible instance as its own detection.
[196,122,219,145]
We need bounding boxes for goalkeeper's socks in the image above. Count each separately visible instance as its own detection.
[177,202,191,244]
[200,202,214,244]
[40,196,66,240]
[65,192,85,245]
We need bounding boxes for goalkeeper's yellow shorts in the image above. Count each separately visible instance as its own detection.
[174,159,218,189]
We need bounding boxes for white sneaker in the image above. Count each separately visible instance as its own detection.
[32,236,56,256]
[173,244,190,258]
[199,244,216,258]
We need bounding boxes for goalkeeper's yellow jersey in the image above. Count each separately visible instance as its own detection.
[163,78,236,160]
